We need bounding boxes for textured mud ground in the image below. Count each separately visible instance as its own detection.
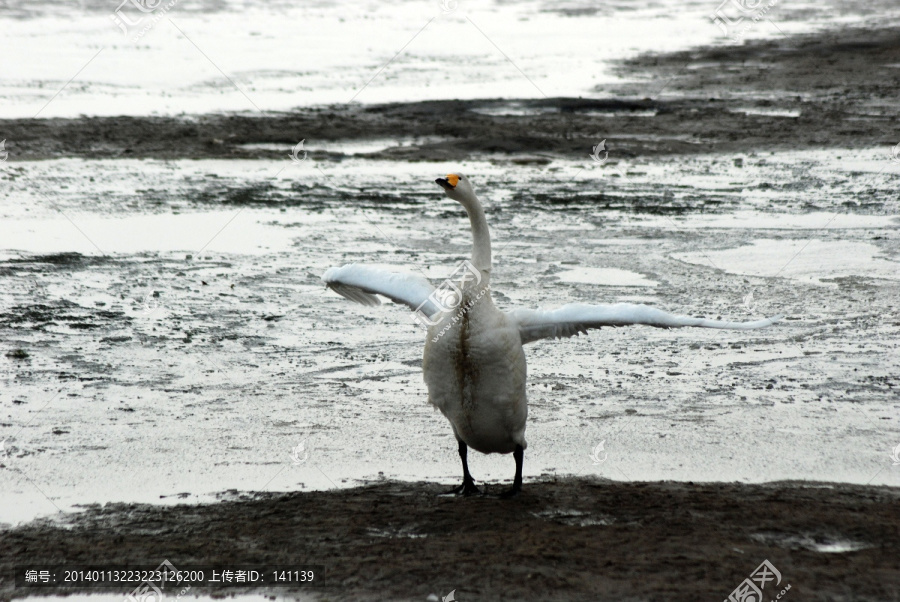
[2,22,900,602]
[3,26,898,163]
[2,478,900,602]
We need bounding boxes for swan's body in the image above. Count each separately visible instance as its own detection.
[424,279,527,455]
[323,173,782,496]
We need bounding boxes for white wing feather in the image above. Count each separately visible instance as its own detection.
[322,264,440,315]
[509,303,783,345]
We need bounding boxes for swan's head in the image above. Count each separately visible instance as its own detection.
[435,173,476,203]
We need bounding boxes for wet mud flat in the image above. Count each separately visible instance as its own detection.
[2,477,899,602]
[2,25,898,163]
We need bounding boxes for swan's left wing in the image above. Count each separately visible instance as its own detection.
[508,303,783,345]
[322,264,441,315]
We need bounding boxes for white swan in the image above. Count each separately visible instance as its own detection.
[323,173,782,497]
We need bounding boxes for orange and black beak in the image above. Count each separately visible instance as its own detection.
[435,174,459,191]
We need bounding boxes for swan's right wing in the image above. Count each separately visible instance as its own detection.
[509,303,783,345]
[322,264,440,315]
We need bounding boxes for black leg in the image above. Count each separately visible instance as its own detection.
[499,444,524,498]
[441,440,482,496]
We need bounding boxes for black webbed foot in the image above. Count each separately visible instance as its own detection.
[496,444,525,499]
[439,439,483,496]
[497,483,521,499]
[440,478,482,497]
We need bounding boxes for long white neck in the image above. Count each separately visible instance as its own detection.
[459,191,492,274]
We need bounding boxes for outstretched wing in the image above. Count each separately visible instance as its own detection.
[508,303,783,345]
[322,264,440,315]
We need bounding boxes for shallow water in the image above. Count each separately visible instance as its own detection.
[3,0,898,118]
[1,148,898,526]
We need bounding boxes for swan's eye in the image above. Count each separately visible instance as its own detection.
[445,174,460,187]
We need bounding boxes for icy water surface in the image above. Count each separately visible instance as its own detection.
[3,0,900,117]
[1,149,898,525]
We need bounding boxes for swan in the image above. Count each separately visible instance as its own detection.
[322,173,782,497]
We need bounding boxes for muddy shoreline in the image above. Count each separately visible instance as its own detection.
[2,478,899,601]
[2,26,898,163]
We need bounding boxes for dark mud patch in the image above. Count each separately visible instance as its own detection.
[608,25,900,155]
[2,478,898,601]
[615,24,900,102]
[0,300,129,332]
[2,26,897,164]
[189,180,424,209]
[0,253,111,273]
